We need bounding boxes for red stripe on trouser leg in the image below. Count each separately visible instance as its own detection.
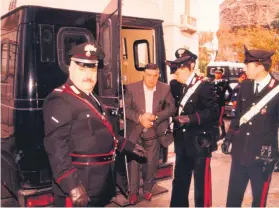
[204,157,211,207]
[208,165,212,206]
[219,106,225,126]
[260,175,271,207]
[65,197,73,207]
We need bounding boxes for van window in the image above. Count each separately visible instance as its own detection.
[134,39,150,71]
[102,20,112,70]
[1,41,17,97]
[57,27,95,72]
[1,43,9,79]
[209,67,226,76]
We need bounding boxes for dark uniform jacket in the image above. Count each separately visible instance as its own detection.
[172,75,220,156]
[125,80,175,148]
[231,83,240,103]
[213,79,233,107]
[227,77,279,166]
[170,79,184,109]
[43,80,134,198]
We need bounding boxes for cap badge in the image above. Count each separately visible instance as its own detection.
[84,44,97,57]
[177,49,185,57]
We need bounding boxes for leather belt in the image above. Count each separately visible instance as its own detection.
[70,153,114,165]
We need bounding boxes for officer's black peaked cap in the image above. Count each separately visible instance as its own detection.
[214,68,224,73]
[244,45,274,64]
[68,41,105,64]
[166,48,198,74]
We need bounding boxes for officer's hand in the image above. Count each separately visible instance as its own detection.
[69,184,89,207]
[175,115,190,124]
[221,139,231,155]
[132,144,147,158]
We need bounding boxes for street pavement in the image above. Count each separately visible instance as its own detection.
[132,119,279,207]
[134,147,279,207]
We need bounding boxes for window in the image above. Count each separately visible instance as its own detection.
[133,40,150,71]
[101,20,112,70]
[39,24,55,62]
[209,67,226,75]
[1,43,9,78]
[1,41,17,98]
[57,27,95,73]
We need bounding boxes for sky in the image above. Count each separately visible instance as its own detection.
[197,0,224,32]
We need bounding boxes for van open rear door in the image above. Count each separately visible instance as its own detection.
[98,0,122,110]
[98,0,130,199]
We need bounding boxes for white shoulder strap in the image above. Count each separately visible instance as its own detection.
[178,80,203,115]
[240,84,279,126]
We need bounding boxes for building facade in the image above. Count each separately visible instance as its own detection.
[156,0,199,80]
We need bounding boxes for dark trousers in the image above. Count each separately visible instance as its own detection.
[226,159,272,207]
[53,194,111,207]
[129,138,160,194]
[170,152,212,207]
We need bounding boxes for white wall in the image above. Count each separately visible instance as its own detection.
[160,0,200,82]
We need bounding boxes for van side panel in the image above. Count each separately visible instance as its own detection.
[1,8,24,201]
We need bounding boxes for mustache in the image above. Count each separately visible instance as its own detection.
[83,78,94,83]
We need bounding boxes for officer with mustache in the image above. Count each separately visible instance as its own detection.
[43,42,146,207]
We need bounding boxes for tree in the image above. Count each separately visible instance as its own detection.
[217,26,279,71]
[198,32,214,73]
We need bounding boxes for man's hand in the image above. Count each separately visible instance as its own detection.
[139,113,155,129]
[132,144,147,158]
[175,115,190,124]
[221,139,231,155]
[69,184,89,207]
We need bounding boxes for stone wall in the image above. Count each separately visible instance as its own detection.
[217,0,279,62]
[220,0,279,28]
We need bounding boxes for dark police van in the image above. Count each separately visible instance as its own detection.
[1,0,172,206]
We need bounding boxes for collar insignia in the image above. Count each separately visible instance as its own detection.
[269,79,275,88]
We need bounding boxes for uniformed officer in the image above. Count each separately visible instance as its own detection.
[169,49,193,108]
[231,71,247,113]
[212,68,233,139]
[43,42,146,207]
[166,48,219,207]
[222,46,279,207]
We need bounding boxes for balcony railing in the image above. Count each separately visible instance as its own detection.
[180,15,197,34]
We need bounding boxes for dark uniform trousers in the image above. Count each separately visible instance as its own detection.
[227,159,272,207]
[170,150,212,207]
[169,75,219,207]
[213,79,232,138]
